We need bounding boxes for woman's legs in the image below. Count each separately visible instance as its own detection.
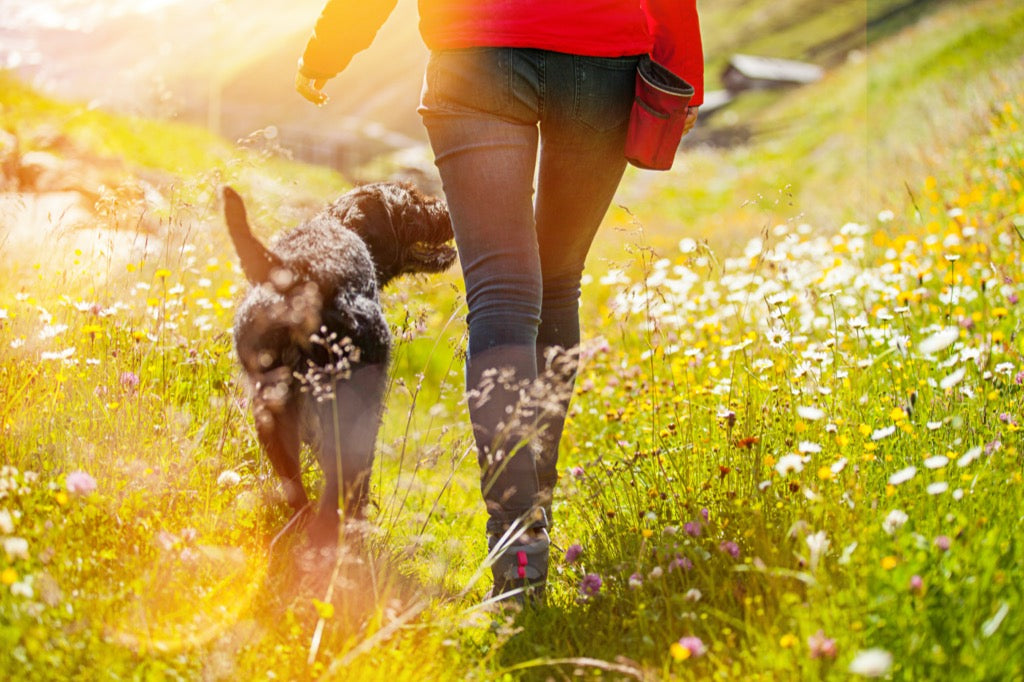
[420,47,637,554]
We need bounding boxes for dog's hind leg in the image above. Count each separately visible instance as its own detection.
[308,362,387,545]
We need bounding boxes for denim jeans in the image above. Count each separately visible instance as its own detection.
[419,48,639,534]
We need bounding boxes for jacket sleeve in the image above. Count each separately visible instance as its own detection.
[643,0,704,107]
[298,0,400,79]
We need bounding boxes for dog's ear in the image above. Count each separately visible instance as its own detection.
[334,185,402,284]
[222,186,284,285]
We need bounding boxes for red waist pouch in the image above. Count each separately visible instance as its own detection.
[625,57,695,171]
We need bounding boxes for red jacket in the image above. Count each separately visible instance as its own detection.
[300,0,704,106]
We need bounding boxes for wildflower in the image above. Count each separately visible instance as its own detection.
[939,367,966,390]
[848,648,893,677]
[798,441,822,454]
[882,509,908,535]
[927,482,949,495]
[779,633,799,649]
[848,314,869,330]
[957,446,982,468]
[41,348,76,362]
[888,466,917,486]
[766,325,791,348]
[670,555,693,572]
[870,425,896,441]
[683,521,702,537]
[918,327,959,355]
[3,537,29,561]
[155,530,179,552]
[881,556,899,570]
[0,509,13,534]
[806,530,830,572]
[10,578,33,599]
[217,470,241,488]
[1,568,16,585]
[569,465,585,479]
[564,543,583,564]
[923,455,948,469]
[934,535,952,551]
[628,573,643,589]
[909,575,924,593]
[648,566,663,580]
[719,540,741,559]
[797,406,825,421]
[66,471,97,496]
[994,362,1016,376]
[775,454,806,476]
[119,371,140,392]
[684,588,702,602]
[579,573,602,598]
[808,630,837,659]
[671,636,706,661]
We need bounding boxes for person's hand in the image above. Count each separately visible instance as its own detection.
[295,71,329,106]
[682,106,699,136]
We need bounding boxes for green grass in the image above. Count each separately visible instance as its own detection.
[3,0,1024,679]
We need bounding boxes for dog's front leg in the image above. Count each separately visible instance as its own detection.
[255,396,309,514]
[309,362,387,545]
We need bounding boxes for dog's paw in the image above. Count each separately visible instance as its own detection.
[268,502,315,555]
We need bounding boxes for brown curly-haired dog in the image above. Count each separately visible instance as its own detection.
[222,183,455,545]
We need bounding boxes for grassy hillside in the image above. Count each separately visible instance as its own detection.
[2,0,1024,679]
[615,0,1024,259]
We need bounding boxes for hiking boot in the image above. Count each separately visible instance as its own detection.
[487,528,550,603]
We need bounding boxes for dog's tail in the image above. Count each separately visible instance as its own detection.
[222,185,284,284]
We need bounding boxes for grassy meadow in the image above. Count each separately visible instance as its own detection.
[3,0,1024,679]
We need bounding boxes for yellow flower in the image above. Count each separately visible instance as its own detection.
[312,599,334,620]
[779,633,799,649]
[817,467,834,481]
[1,568,16,585]
[642,528,654,539]
[670,643,691,661]
[881,556,899,570]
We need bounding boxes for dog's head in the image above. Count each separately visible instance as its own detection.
[328,182,456,286]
